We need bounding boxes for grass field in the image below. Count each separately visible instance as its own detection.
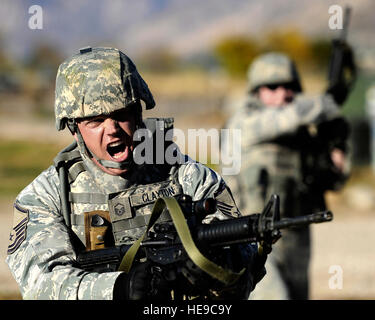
[0,139,65,198]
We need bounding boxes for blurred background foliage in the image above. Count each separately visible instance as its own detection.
[1,27,372,119]
[213,29,333,77]
[0,26,375,200]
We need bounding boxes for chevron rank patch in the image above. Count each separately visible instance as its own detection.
[8,202,29,254]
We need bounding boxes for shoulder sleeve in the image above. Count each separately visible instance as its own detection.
[5,165,122,300]
[177,161,241,221]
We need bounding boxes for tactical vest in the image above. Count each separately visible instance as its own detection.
[53,118,182,250]
[238,143,303,218]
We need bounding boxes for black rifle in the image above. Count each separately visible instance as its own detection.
[77,194,332,295]
[326,6,356,105]
[295,7,354,192]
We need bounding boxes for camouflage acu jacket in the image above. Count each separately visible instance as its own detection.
[6,145,240,300]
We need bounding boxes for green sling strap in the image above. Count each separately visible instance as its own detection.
[118,196,244,286]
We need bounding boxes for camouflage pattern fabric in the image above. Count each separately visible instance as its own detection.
[249,254,289,300]
[234,143,302,216]
[223,93,344,299]
[250,227,311,300]
[55,47,155,131]
[6,148,240,299]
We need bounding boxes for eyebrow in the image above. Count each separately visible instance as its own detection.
[79,109,134,123]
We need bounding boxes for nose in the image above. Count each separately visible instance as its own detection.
[104,118,120,135]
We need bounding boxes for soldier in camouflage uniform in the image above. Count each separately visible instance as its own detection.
[6,47,264,300]
[222,52,350,299]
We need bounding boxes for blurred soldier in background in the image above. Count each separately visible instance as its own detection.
[222,52,351,299]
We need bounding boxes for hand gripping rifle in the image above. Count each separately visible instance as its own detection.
[326,6,356,105]
[76,194,333,298]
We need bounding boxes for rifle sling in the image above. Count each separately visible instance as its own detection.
[118,197,244,286]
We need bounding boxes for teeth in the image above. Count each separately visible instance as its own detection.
[113,152,125,159]
[108,141,123,147]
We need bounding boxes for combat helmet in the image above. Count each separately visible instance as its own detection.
[247,52,302,93]
[55,46,155,131]
[54,46,155,169]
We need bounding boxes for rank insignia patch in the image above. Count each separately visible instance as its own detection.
[7,202,29,254]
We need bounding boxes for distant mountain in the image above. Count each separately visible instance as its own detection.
[0,0,373,61]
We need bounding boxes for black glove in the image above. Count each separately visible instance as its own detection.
[217,243,267,297]
[177,243,266,299]
[113,262,171,300]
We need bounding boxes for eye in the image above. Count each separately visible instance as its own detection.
[112,111,132,123]
[83,117,105,128]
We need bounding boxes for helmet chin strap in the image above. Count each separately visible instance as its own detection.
[98,155,134,169]
[75,126,134,170]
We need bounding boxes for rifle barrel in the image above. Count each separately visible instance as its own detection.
[195,211,333,246]
[272,211,333,230]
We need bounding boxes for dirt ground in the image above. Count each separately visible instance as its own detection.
[309,199,375,300]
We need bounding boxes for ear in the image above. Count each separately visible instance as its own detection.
[73,132,78,142]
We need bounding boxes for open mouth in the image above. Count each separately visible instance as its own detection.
[106,141,128,161]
